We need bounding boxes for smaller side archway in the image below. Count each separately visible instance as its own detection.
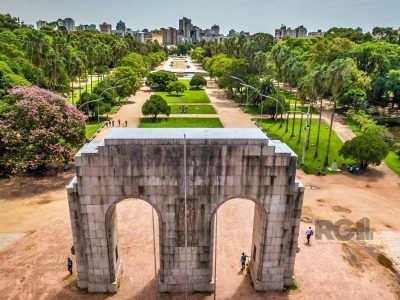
[105,197,164,287]
[209,196,268,288]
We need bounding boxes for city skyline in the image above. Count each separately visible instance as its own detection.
[1,0,399,35]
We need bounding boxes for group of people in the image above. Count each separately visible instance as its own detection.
[105,118,128,128]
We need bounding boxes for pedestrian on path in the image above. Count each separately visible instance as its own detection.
[125,120,127,127]
[306,227,314,245]
[240,252,249,271]
[67,257,73,275]
[118,119,121,127]
[112,120,114,127]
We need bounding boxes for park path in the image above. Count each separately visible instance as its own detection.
[93,86,152,140]
[204,80,257,128]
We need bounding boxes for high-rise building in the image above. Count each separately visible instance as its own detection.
[295,25,307,38]
[55,18,75,31]
[179,17,192,39]
[308,30,325,38]
[99,22,112,34]
[76,24,97,31]
[36,20,48,29]
[211,24,220,36]
[116,20,126,32]
[275,24,307,41]
[190,26,201,42]
[162,27,178,46]
[228,29,237,38]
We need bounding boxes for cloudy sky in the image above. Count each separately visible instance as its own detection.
[1,0,399,34]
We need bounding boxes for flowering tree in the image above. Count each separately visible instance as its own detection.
[0,86,86,172]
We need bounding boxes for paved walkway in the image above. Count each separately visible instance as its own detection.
[94,86,152,140]
[205,80,257,128]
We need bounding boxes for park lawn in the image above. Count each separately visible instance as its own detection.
[156,81,210,104]
[139,118,223,128]
[156,89,210,104]
[257,118,353,174]
[85,119,105,139]
[346,118,400,176]
[170,105,216,114]
[244,104,315,115]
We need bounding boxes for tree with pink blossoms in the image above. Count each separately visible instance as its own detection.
[0,86,86,173]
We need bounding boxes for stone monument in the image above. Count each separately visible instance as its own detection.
[67,128,304,293]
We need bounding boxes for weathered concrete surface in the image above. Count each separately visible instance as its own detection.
[67,128,304,293]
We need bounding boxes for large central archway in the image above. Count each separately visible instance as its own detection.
[67,128,304,293]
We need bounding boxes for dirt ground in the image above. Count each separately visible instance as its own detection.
[0,64,399,299]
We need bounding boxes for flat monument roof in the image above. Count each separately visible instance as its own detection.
[105,128,268,140]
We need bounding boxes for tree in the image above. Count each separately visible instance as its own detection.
[142,95,170,122]
[0,86,86,172]
[339,133,389,169]
[190,74,207,89]
[167,81,186,95]
[386,70,400,108]
[111,67,140,98]
[146,70,177,91]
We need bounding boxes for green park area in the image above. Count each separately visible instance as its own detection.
[155,80,210,104]
[169,104,216,114]
[258,118,352,173]
[346,118,400,175]
[139,117,223,128]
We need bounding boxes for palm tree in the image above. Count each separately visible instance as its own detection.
[289,58,307,137]
[312,64,329,158]
[66,48,85,105]
[324,59,352,166]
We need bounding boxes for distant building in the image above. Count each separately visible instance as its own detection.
[116,20,126,33]
[190,26,202,42]
[146,29,164,44]
[57,18,75,31]
[133,31,145,42]
[162,27,178,46]
[36,20,48,30]
[295,25,307,38]
[179,17,192,39]
[76,24,97,31]
[275,24,308,41]
[211,24,220,36]
[228,29,237,37]
[99,22,112,34]
[308,29,325,38]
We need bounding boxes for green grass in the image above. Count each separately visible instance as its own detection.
[139,118,223,128]
[68,79,100,104]
[85,119,105,139]
[346,118,400,176]
[257,118,353,174]
[156,80,210,104]
[170,105,216,114]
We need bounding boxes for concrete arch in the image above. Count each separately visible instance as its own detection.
[67,128,305,293]
[104,197,164,283]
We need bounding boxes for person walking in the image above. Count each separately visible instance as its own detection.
[125,120,128,127]
[306,226,314,245]
[112,120,114,127]
[67,257,73,275]
[240,252,248,271]
[118,119,121,127]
